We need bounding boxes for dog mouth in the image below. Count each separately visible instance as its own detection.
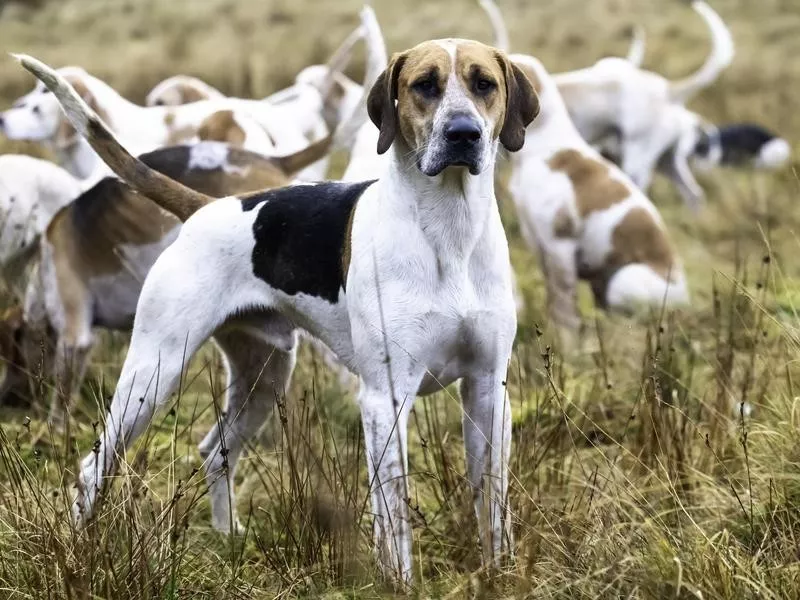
[419,151,482,177]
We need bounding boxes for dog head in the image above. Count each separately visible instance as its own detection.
[146,75,223,107]
[0,67,105,147]
[367,39,539,176]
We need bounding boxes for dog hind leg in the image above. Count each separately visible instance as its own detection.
[198,326,297,533]
[72,247,230,528]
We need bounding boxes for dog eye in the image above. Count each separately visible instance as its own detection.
[475,78,497,94]
[32,105,41,115]
[41,88,51,94]
[412,79,438,98]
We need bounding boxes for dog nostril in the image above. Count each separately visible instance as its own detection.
[445,116,481,145]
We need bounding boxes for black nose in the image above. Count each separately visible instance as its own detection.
[445,116,481,145]
[0,115,4,128]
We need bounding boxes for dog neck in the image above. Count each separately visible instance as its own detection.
[385,138,501,261]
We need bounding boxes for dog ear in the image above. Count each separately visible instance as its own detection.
[496,53,539,152]
[367,51,408,155]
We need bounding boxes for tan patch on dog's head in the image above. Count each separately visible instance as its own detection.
[55,75,111,147]
[367,39,538,155]
[174,83,213,105]
[609,207,676,282]
[197,110,246,147]
[548,149,630,217]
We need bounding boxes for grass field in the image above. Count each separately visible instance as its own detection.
[1,0,800,597]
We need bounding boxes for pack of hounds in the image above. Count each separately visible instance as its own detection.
[0,0,791,586]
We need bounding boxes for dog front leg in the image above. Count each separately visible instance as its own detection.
[460,368,513,566]
[657,147,705,212]
[358,382,415,586]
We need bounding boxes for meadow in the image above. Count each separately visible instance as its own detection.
[0,0,799,597]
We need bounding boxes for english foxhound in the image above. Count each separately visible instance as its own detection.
[480,0,734,210]
[0,66,323,180]
[145,26,367,181]
[18,36,537,584]
[0,138,331,424]
[507,54,688,343]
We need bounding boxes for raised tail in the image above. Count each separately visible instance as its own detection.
[625,24,646,67]
[669,1,735,104]
[477,0,510,53]
[15,54,212,222]
[271,133,333,175]
[319,23,365,100]
[333,5,388,150]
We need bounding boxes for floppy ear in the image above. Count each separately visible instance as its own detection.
[367,51,408,155]
[496,53,539,152]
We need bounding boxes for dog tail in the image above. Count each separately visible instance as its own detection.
[15,54,212,222]
[669,1,734,104]
[319,23,365,101]
[333,5,388,149]
[271,134,334,176]
[625,24,646,67]
[477,0,510,53]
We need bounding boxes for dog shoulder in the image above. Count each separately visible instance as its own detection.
[240,180,377,304]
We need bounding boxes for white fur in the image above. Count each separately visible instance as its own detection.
[756,137,791,169]
[0,155,81,271]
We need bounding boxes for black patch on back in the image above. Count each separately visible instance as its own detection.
[717,123,777,165]
[242,180,376,303]
[70,177,129,238]
[138,145,192,181]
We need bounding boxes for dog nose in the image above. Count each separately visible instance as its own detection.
[445,116,481,145]
[0,114,4,129]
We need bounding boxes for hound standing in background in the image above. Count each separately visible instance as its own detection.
[0,139,331,422]
[145,26,367,180]
[507,54,687,341]
[479,0,734,210]
[19,35,537,584]
[0,64,327,180]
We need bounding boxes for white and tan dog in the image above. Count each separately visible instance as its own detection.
[146,27,366,181]
[481,0,733,210]
[0,66,321,179]
[20,36,537,584]
[507,54,688,339]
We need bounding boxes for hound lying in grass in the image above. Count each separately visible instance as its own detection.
[17,33,538,584]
